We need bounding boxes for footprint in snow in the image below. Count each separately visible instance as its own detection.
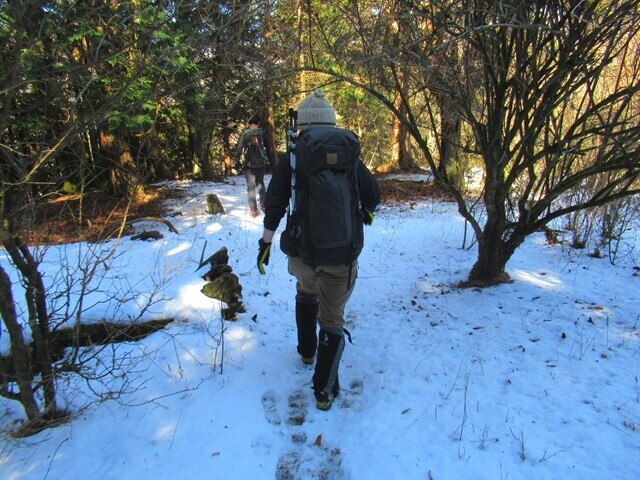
[261,389,282,425]
[264,387,349,479]
[337,379,364,411]
[276,438,346,480]
[286,389,309,426]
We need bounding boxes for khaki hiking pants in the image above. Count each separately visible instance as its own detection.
[288,256,357,335]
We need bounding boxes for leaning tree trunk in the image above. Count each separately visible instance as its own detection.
[2,234,59,417]
[0,264,42,421]
[390,116,406,171]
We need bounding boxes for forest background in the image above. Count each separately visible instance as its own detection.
[1,0,640,435]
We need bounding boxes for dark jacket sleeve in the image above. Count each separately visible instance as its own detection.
[356,161,380,212]
[263,156,292,232]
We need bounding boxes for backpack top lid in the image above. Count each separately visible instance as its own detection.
[245,127,263,139]
[294,126,360,180]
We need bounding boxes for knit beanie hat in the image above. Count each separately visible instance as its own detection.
[296,88,337,130]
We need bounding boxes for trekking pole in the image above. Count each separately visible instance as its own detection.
[287,108,298,214]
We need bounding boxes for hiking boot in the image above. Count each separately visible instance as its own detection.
[249,209,259,217]
[315,378,340,410]
[301,355,314,365]
[315,391,334,411]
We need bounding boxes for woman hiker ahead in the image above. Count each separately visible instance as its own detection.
[256,89,380,411]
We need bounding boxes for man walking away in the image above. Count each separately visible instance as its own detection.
[235,114,268,217]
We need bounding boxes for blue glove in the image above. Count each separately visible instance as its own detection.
[257,239,271,274]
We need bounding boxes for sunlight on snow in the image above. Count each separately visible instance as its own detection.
[204,223,223,234]
[176,283,215,309]
[3,459,37,480]
[226,325,256,350]
[166,241,195,257]
[414,279,442,295]
[152,422,178,442]
[175,325,256,371]
[510,268,564,290]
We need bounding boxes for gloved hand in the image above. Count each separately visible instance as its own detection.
[362,207,374,225]
[257,238,271,274]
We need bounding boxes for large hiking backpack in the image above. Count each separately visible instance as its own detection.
[282,126,364,267]
[243,128,267,168]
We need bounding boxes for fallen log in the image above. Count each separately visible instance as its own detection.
[130,216,179,234]
[0,318,174,380]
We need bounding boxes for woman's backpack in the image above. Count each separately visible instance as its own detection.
[281,126,364,267]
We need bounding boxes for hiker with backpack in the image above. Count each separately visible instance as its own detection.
[256,89,380,411]
[234,114,269,217]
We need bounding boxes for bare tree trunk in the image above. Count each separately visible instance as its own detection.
[297,0,312,93]
[388,93,406,172]
[262,0,278,169]
[389,5,416,172]
[221,124,235,174]
[188,123,215,180]
[264,94,277,168]
[437,95,462,186]
[469,218,510,282]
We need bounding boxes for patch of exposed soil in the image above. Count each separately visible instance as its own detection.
[16,185,180,246]
[16,176,451,245]
[377,176,455,204]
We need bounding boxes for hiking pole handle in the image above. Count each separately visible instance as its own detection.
[287,108,298,213]
[286,108,298,155]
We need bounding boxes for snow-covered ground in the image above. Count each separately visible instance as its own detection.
[1,176,639,479]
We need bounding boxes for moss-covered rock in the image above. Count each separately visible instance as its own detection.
[201,272,242,305]
[199,246,244,320]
